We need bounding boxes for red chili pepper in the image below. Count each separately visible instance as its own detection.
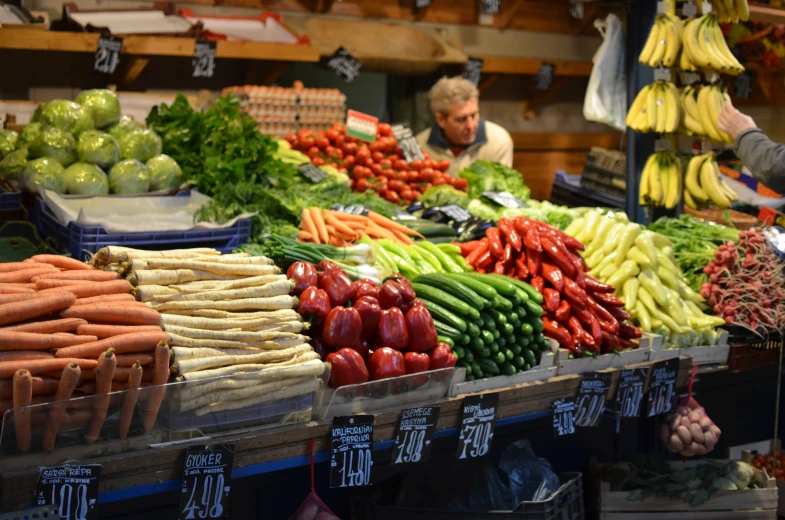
[552,236,584,276]
[542,317,574,349]
[498,218,522,252]
[540,261,564,292]
[607,305,631,322]
[378,307,409,350]
[589,306,620,335]
[405,301,438,351]
[515,256,529,279]
[322,306,362,349]
[594,292,625,308]
[476,250,494,270]
[353,278,379,300]
[429,342,457,369]
[354,296,382,339]
[533,221,585,251]
[574,269,586,289]
[458,240,482,256]
[298,286,331,323]
[503,243,513,264]
[521,226,542,254]
[542,288,560,313]
[554,300,571,322]
[540,236,577,279]
[619,322,642,339]
[562,277,589,309]
[317,260,342,283]
[527,248,541,277]
[531,276,545,293]
[584,274,615,294]
[320,270,356,307]
[572,304,603,346]
[368,347,405,380]
[404,351,431,374]
[600,331,620,354]
[617,337,635,350]
[325,348,369,388]
[566,317,597,351]
[465,242,489,266]
[287,261,318,295]
[587,296,619,327]
[486,228,505,259]
[494,260,506,274]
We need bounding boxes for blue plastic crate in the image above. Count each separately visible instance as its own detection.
[33,198,252,261]
[0,187,24,223]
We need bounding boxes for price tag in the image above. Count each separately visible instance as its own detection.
[535,63,556,92]
[440,204,472,223]
[94,34,122,75]
[701,140,713,154]
[346,109,378,142]
[735,72,752,100]
[657,0,668,14]
[332,203,369,216]
[330,415,374,488]
[178,444,235,520]
[36,464,101,520]
[654,68,672,82]
[682,0,698,16]
[415,0,432,7]
[392,406,440,465]
[326,47,362,83]
[482,191,528,208]
[192,40,216,78]
[392,123,425,163]
[680,71,702,85]
[655,138,671,152]
[702,0,712,13]
[616,368,648,418]
[457,393,498,460]
[569,0,584,19]
[463,58,484,87]
[553,398,576,437]
[574,372,612,427]
[299,162,327,183]
[647,358,679,417]
[481,0,501,14]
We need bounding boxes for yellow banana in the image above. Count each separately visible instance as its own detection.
[664,82,680,132]
[659,154,671,205]
[685,154,709,202]
[654,84,667,134]
[633,110,650,132]
[736,0,749,21]
[649,153,664,204]
[662,16,683,67]
[683,187,699,210]
[682,87,706,135]
[626,84,651,128]
[647,83,659,131]
[697,16,724,70]
[719,177,739,202]
[708,17,744,73]
[700,156,731,209]
[650,20,669,67]
[710,86,733,143]
[683,17,711,68]
[680,48,697,72]
[640,18,663,65]
[697,86,722,141]
[665,157,682,209]
[639,153,657,204]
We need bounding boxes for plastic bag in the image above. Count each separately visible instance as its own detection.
[289,439,340,520]
[499,439,561,503]
[583,13,627,131]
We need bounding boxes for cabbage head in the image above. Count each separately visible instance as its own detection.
[146,154,182,191]
[711,477,738,491]
[18,123,43,148]
[29,127,77,166]
[109,159,151,194]
[75,89,121,128]
[0,130,16,159]
[63,163,109,195]
[77,130,119,169]
[32,100,94,136]
[104,116,140,139]
[22,157,66,194]
[0,147,28,184]
[724,461,755,490]
[119,129,162,162]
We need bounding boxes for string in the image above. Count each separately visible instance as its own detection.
[687,360,698,397]
[308,438,315,492]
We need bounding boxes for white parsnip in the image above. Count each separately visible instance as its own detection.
[130,269,242,286]
[193,254,274,265]
[142,259,280,277]
[164,324,302,343]
[176,376,315,412]
[172,344,313,375]
[147,295,296,312]
[168,332,308,350]
[134,285,178,302]
[152,279,294,303]
[194,378,320,416]
[160,313,300,331]
[247,321,307,334]
[163,275,288,293]
[94,246,220,266]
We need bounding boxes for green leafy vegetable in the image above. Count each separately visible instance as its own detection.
[458,160,531,202]
[420,185,469,208]
[63,163,109,195]
[29,127,78,166]
[75,89,121,128]
[33,100,94,136]
[22,157,66,194]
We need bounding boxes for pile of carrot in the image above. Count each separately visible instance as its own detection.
[298,208,422,246]
[95,246,327,418]
[0,254,171,453]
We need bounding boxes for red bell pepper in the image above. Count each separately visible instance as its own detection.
[540,261,564,292]
[378,279,404,309]
[298,286,331,323]
[429,342,457,369]
[486,228,504,259]
[354,296,382,339]
[320,270,356,307]
[404,351,431,374]
[619,322,642,339]
[498,219,522,252]
[405,301,438,352]
[554,300,571,322]
[368,347,405,380]
[617,337,635,350]
[352,338,372,360]
[395,277,416,304]
[542,288,561,313]
[353,278,379,300]
[540,236,576,278]
[310,335,331,361]
[542,317,574,350]
[287,261,317,296]
[531,276,545,293]
[317,260,342,283]
[322,306,362,349]
[584,274,615,294]
[607,305,631,322]
[326,348,369,388]
[378,307,409,350]
[593,292,625,308]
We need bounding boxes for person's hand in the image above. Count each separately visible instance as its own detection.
[717,102,757,142]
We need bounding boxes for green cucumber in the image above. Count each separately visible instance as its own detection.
[506,277,544,304]
[418,298,467,332]
[471,362,484,379]
[492,329,500,340]
[520,323,534,336]
[463,349,474,363]
[437,335,454,348]
[531,318,544,332]
[540,341,552,352]
[458,334,470,345]
[525,299,544,317]
[523,348,537,366]
[452,345,465,359]
[411,283,480,320]
[492,296,513,312]
[513,288,530,305]
[470,273,517,296]
[434,320,461,340]
[492,351,506,365]
[502,323,514,336]
[466,321,481,337]
[488,309,507,325]
[497,336,507,347]
[481,330,494,345]
[510,344,522,355]
[488,343,499,355]
[504,348,514,361]
[500,361,516,377]
[414,274,488,310]
[448,273,500,300]
[479,359,500,376]
[465,374,475,381]
[511,355,525,369]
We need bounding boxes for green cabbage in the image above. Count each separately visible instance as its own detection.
[0,129,18,159]
[18,123,43,148]
[32,100,94,136]
[29,127,78,166]
[711,477,738,491]
[119,129,162,162]
[723,461,755,490]
[420,185,469,208]
[22,157,66,194]
[104,116,140,139]
[75,89,121,128]
[63,163,109,195]
[109,159,151,194]
[77,130,120,168]
[458,160,531,202]
[146,154,182,191]
[0,147,28,184]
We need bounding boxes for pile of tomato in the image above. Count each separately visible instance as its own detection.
[285,122,467,204]
[751,451,785,481]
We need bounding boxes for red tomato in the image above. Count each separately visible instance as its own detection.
[384,190,400,203]
[410,159,423,171]
[297,129,313,139]
[379,159,392,170]
[453,178,468,190]
[369,141,385,153]
[387,154,400,163]
[343,155,356,168]
[433,176,448,186]
[423,151,431,160]
[300,136,315,149]
[356,178,371,192]
[325,129,339,142]
[371,163,383,176]
[334,135,345,147]
[325,146,337,157]
[436,159,451,171]
[285,134,298,147]
[378,123,393,137]
[380,168,395,180]
[422,159,435,169]
[400,189,416,202]
[407,171,420,182]
[393,159,408,171]
[389,180,406,192]
[371,151,385,163]
[392,170,408,181]
[419,168,435,182]
[342,142,358,155]
[312,157,326,166]
[315,137,330,149]
[307,146,320,159]
[330,149,344,161]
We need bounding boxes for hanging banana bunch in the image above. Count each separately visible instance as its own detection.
[678,84,734,143]
[704,0,750,23]
[639,14,684,68]
[681,14,745,75]
[626,81,682,134]
[640,151,683,209]
[683,153,739,210]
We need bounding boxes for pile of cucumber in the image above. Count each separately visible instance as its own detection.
[412,272,549,381]
[370,239,469,280]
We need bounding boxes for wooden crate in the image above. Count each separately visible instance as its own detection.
[556,343,652,376]
[647,331,731,366]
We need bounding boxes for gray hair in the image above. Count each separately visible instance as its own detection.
[428,76,479,116]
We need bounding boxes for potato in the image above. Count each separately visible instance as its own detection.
[669,414,682,431]
[676,425,692,445]
[689,423,705,444]
[704,430,716,450]
[677,406,689,416]
[694,407,706,419]
[680,447,695,457]
[659,423,672,442]
[710,424,721,438]
[688,410,701,423]
[680,416,692,427]
[699,417,712,432]
[692,442,707,456]
[669,433,684,452]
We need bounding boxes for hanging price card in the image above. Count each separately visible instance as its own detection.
[463,58,484,87]
[616,368,648,418]
[682,0,698,16]
[331,203,368,216]
[392,123,425,163]
[178,444,235,520]
[569,0,584,19]
[735,72,752,100]
[647,358,679,417]
[481,0,501,14]
[346,109,378,142]
[482,191,528,208]
[574,372,612,427]
[415,0,432,7]
[553,397,576,437]
[192,40,217,78]
[392,406,440,465]
[535,63,556,92]
[94,34,122,75]
[36,464,101,520]
[300,162,327,183]
[330,415,374,488]
[440,204,472,223]
[457,393,498,460]
[326,47,362,83]
[654,67,672,82]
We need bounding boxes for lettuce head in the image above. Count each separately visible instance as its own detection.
[77,130,120,169]
[64,162,109,195]
[32,99,94,136]
[29,127,78,166]
[146,154,182,191]
[119,129,162,162]
[75,89,121,128]
[22,157,66,194]
[104,116,140,140]
[109,159,151,195]
[0,147,28,184]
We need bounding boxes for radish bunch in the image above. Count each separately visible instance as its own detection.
[699,227,785,333]
[660,398,721,457]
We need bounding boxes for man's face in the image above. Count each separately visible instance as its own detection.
[435,97,479,147]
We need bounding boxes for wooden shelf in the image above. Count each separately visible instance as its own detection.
[749,2,785,24]
[480,56,593,76]
[0,28,321,62]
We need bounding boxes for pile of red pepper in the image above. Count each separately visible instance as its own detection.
[288,260,454,388]
[458,217,642,356]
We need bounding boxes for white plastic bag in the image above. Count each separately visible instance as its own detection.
[583,13,627,131]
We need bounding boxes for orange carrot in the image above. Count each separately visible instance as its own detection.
[76,324,162,339]
[115,353,154,367]
[39,279,133,298]
[0,267,60,284]
[112,379,150,393]
[4,318,87,334]
[0,331,98,351]
[0,262,56,273]
[60,305,161,326]
[34,270,119,282]
[0,286,36,294]
[86,349,117,444]
[325,210,366,222]
[30,255,92,271]
[0,351,54,362]
[119,361,143,440]
[42,363,81,452]
[310,208,330,245]
[54,331,169,359]
[0,292,45,305]
[390,228,414,245]
[0,375,59,399]
[0,358,97,379]
[367,211,423,237]
[325,214,356,237]
[12,369,32,453]
[143,341,170,431]
[73,293,136,306]
[300,209,320,244]
[0,291,75,326]
[297,231,314,242]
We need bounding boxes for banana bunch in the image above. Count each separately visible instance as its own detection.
[626,81,681,134]
[684,153,738,210]
[680,84,733,143]
[639,14,683,68]
[682,14,744,75]
[705,0,750,23]
[640,151,683,209]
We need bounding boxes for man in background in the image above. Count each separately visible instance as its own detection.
[417,76,513,175]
